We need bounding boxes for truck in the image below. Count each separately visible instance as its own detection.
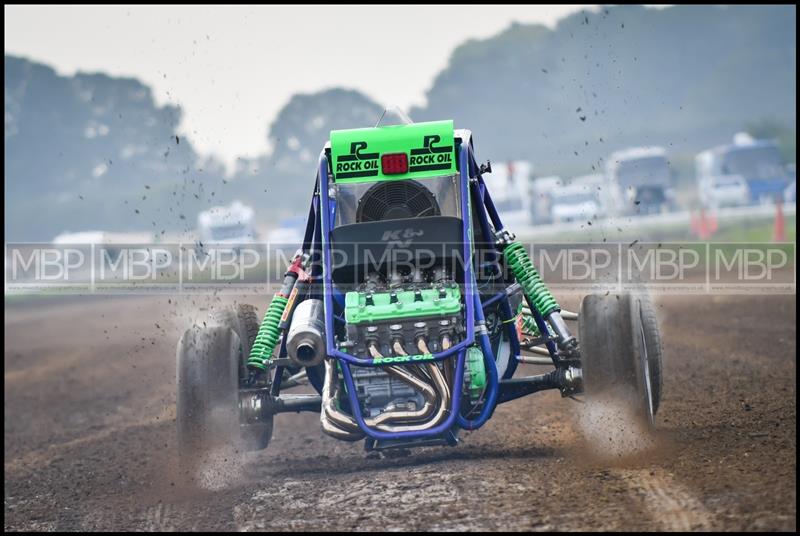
[196,201,258,245]
[606,146,675,215]
[549,183,602,223]
[569,173,614,219]
[696,134,791,207]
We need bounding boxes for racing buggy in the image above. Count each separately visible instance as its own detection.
[177,119,663,460]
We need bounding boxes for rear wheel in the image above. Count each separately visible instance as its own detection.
[579,292,663,426]
[176,304,272,480]
[209,304,273,450]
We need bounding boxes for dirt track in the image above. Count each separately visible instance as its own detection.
[4,292,796,531]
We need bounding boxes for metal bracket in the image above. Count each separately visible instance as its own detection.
[558,366,583,397]
[493,228,516,247]
[270,357,294,368]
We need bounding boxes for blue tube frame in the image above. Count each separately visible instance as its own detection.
[470,173,523,380]
[302,132,557,441]
[318,147,476,369]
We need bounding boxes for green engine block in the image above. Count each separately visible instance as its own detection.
[344,286,462,325]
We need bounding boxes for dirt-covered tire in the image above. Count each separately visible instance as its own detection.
[209,304,261,379]
[176,304,271,479]
[208,304,273,451]
[579,292,663,426]
[176,325,242,482]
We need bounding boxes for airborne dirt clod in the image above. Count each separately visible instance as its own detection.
[4,293,796,531]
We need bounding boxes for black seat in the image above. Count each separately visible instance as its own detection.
[329,216,463,286]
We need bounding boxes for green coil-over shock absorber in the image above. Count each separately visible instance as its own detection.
[247,252,311,373]
[248,296,288,370]
[497,230,577,352]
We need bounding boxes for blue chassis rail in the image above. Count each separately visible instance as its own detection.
[275,136,559,441]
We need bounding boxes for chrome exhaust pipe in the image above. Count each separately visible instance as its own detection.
[365,365,437,427]
[368,341,452,433]
[319,341,455,438]
[371,361,450,433]
[365,342,437,427]
[320,359,364,441]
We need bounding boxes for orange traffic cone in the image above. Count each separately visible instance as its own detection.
[691,208,716,240]
[773,197,785,242]
[707,209,718,237]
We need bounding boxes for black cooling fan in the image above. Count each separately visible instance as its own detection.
[356,180,441,222]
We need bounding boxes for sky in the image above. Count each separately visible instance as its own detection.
[5,5,598,169]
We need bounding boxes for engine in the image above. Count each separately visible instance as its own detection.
[319,265,466,441]
[342,267,464,361]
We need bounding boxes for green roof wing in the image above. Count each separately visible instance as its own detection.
[329,120,456,183]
